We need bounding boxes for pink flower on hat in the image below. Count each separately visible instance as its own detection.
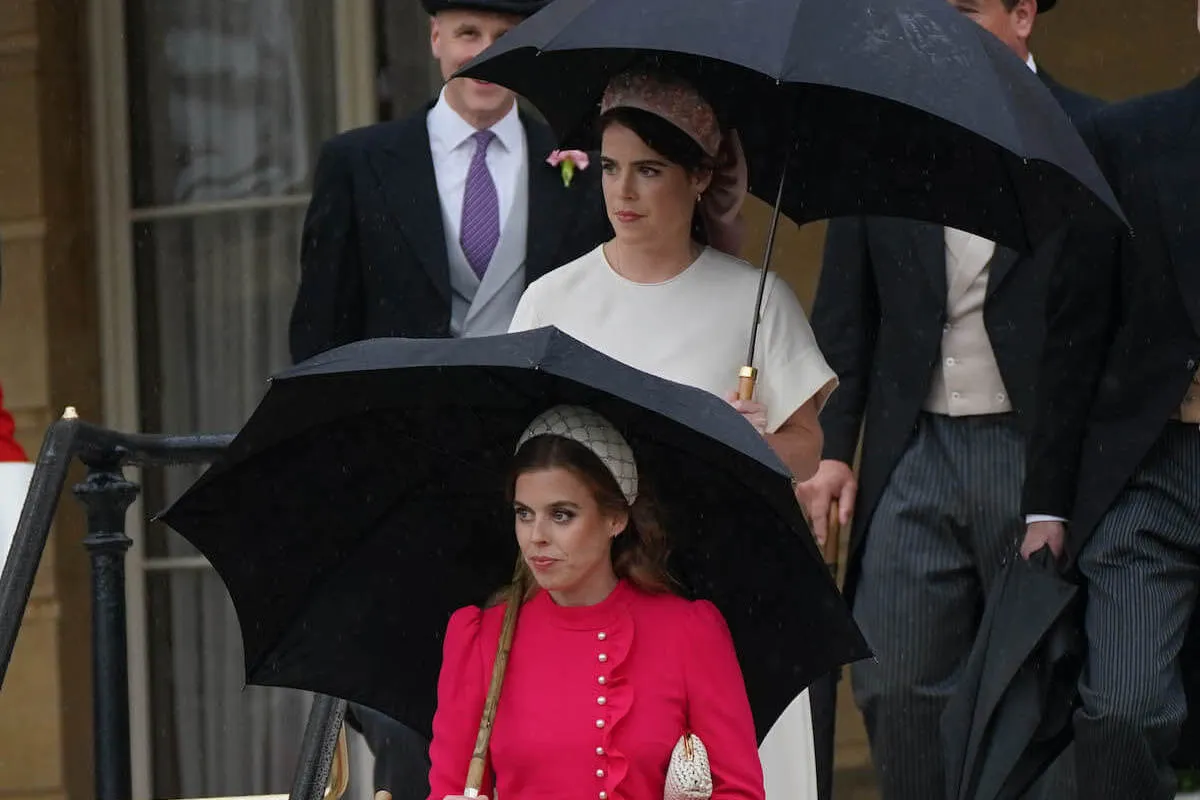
[546,149,589,187]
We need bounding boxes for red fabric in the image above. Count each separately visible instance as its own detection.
[0,384,27,462]
[427,580,765,800]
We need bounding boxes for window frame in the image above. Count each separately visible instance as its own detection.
[86,1,378,795]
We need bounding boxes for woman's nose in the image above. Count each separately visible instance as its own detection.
[619,171,637,199]
[530,519,550,543]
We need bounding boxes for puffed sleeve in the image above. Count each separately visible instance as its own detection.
[426,607,493,800]
[507,282,542,333]
[683,601,766,800]
[754,272,838,433]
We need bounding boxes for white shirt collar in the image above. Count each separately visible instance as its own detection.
[428,86,523,155]
[1026,53,1038,74]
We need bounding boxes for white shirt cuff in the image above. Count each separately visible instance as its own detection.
[1025,514,1068,525]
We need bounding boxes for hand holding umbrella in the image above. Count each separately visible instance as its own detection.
[458,0,1126,420]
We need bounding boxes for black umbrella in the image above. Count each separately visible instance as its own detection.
[941,547,1083,800]
[458,0,1123,254]
[159,327,870,743]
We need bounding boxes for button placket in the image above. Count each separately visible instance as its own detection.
[594,630,610,794]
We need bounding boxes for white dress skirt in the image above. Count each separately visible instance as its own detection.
[0,461,35,574]
[511,243,839,800]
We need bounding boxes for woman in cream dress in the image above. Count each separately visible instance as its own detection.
[510,67,837,800]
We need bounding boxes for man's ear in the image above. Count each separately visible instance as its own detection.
[1013,0,1037,42]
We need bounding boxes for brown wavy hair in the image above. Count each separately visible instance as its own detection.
[489,434,678,606]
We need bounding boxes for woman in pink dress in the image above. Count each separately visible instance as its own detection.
[427,405,765,800]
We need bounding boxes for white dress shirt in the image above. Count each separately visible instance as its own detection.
[426,88,526,247]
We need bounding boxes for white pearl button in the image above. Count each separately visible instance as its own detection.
[597,676,607,685]
[600,793,608,800]
[597,769,605,778]
[598,653,608,663]
[597,696,607,705]
[946,357,956,366]
[595,719,605,728]
[996,393,1006,401]
[951,392,961,400]
[596,746,605,756]
[597,632,607,641]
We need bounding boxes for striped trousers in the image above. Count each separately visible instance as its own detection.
[851,412,1047,799]
[1074,422,1200,800]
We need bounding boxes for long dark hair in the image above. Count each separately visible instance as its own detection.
[598,106,716,245]
[491,434,677,605]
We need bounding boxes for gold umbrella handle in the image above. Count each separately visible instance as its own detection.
[737,365,758,401]
[464,559,528,796]
[326,724,350,799]
[825,499,842,574]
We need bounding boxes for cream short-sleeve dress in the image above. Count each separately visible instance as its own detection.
[510,243,838,800]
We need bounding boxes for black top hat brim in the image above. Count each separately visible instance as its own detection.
[422,0,548,17]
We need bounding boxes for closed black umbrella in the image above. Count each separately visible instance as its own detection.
[159,328,871,743]
[458,0,1123,254]
[941,547,1084,800]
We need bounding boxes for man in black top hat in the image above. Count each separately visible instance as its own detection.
[288,0,609,363]
[1020,2,1200,793]
[290,2,610,797]
[797,1,1101,797]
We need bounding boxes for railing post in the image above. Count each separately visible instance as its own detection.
[74,453,139,800]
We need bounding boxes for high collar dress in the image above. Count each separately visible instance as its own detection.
[426,580,766,800]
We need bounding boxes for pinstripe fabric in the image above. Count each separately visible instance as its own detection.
[850,412,1026,799]
[1074,423,1200,800]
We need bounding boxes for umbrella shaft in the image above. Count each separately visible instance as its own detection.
[745,154,792,367]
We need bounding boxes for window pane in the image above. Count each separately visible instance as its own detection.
[132,208,302,559]
[126,0,338,207]
[132,207,308,796]
[145,569,313,797]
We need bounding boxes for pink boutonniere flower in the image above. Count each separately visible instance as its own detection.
[546,149,589,187]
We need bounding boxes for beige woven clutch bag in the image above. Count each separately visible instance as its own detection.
[664,732,713,800]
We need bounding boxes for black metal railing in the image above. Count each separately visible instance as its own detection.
[0,410,346,800]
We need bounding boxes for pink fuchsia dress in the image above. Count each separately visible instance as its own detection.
[425,579,766,800]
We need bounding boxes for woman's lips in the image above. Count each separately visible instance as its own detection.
[614,211,643,223]
[529,556,558,571]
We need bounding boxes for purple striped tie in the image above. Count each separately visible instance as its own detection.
[460,130,499,279]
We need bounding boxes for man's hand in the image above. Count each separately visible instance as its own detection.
[1020,520,1067,562]
[795,459,857,547]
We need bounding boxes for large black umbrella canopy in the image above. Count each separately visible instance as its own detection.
[159,328,871,742]
[458,0,1124,254]
[941,548,1083,800]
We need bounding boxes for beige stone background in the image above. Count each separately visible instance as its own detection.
[0,1,1195,798]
